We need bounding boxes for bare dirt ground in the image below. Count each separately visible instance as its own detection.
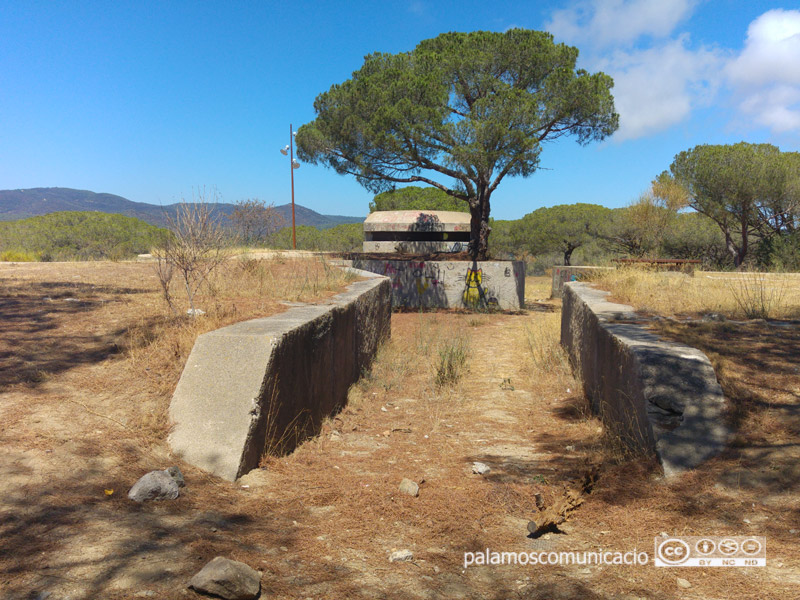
[0,263,798,599]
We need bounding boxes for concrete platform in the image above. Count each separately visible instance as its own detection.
[349,258,524,310]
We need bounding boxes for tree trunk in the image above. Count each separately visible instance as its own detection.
[738,217,749,268]
[469,186,491,260]
[564,244,576,266]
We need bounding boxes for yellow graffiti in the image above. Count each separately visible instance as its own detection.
[416,277,431,295]
[462,268,483,308]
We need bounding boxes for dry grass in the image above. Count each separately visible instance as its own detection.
[0,255,357,440]
[1,270,797,599]
[587,267,800,319]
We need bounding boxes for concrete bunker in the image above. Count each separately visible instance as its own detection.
[363,210,471,254]
[351,210,524,310]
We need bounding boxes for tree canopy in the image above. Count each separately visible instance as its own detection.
[515,203,611,265]
[666,142,800,267]
[369,186,469,213]
[296,29,618,259]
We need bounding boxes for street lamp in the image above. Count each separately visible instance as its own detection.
[280,124,300,249]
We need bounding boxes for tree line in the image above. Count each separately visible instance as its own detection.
[494,142,798,271]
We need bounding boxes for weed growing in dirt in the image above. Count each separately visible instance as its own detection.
[434,334,470,387]
[727,271,787,319]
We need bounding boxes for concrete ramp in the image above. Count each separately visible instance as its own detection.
[168,269,391,481]
[561,282,729,476]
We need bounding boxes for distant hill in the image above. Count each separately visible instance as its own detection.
[0,188,364,230]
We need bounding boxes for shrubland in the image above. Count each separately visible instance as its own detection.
[0,211,169,261]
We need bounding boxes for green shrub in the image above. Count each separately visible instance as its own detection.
[0,211,170,261]
[0,249,38,262]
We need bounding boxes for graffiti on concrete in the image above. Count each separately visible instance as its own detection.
[351,259,521,309]
[462,268,483,308]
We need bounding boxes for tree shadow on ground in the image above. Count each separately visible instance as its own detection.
[0,281,151,388]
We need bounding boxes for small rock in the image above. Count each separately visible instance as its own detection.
[565,445,575,452]
[702,312,726,322]
[790,529,798,534]
[677,577,691,589]
[166,466,185,487]
[381,406,388,412]
[578,568,591,575]
[128,470,180,502]
[189,556,262,600]
[399,478,419,497]
[389,549,414,563]
[134,592,156,598]
[472,462,491,475]
[187,308,205,316]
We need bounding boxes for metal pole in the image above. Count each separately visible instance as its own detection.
[290,123,296,250]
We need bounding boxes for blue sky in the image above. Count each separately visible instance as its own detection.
[1,1,798,219]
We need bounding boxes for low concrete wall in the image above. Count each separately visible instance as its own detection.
[350,259,525,310]
[168,268,391,481]
[551,266,612,298]
[561,282,728,476]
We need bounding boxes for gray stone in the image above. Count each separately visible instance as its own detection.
[128,470,180,502]
[399,478,419,497]
[169,268,391,481]
[702,312,726,322]
[677,577,691,589]
[561,282,729,476]
[472,462,491,475]
[389,549,414,563]
[189,556,261,600]
[166,465,185,487]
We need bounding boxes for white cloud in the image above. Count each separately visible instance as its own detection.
[598,36,724,140]
[542,3,800,139]
[543,1,721,140]
[546,0,697,48]
[726,9,800,134]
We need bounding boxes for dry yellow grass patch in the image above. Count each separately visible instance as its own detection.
[587,268,800,319]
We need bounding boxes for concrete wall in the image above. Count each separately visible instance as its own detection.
[168,268,392,481]
[363,240,470,254]
[551,266,612,298]
[561,282,728,476]
[349,259,525,310]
